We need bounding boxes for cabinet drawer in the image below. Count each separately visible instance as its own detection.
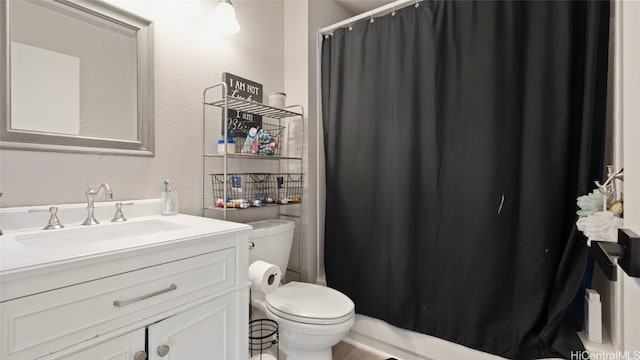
[1,248,235,360]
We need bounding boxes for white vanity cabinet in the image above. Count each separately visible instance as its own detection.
[63,329,146,360]
[64,295,238,360]
[147,294,238,360]
[0,208,251,360]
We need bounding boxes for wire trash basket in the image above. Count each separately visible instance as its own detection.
[249,318,279,360]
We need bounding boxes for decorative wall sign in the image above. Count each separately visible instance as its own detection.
[222,72,263,136]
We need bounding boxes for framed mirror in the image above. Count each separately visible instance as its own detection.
[0,0,154,156]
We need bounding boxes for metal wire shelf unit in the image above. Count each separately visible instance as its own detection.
[205,97,302,119]
[201,83,305,221]
[203,153,302,160]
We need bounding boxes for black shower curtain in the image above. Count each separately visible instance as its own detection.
[322,1,609,359]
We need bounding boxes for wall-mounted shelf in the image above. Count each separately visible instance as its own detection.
[590,241,625,281]
[590,228,640,281]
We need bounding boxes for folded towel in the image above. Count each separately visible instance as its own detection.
[576,211,623,246]
[576,190,605,217]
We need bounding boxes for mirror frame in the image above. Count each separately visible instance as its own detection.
[0,0,154,156]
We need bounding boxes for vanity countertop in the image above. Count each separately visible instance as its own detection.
[0,214,251,274]
[0,200,252,302]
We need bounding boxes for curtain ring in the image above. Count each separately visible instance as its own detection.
[348,23,353,31]
[415,0,420,8]
[370,15,374,23]
[391,5,396,16]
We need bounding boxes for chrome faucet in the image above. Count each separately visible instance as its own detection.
[29,206,65,230]
[82,183,113,225]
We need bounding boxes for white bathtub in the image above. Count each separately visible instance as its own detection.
[345,314,507,360]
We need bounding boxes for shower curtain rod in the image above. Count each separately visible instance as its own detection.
[318,0,421,35]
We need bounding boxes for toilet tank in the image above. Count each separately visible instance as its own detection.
[248,219,295,274]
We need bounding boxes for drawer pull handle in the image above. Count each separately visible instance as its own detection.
[113,284,178,307]
[134,351,148,360]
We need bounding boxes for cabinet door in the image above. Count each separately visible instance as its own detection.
[148,295,238,360]
[63,328,146,360]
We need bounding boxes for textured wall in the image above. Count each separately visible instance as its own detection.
[284,0,351,283]
[0,0,284,215]
[621,0,640,352]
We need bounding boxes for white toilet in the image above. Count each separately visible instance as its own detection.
[248,219,355,360]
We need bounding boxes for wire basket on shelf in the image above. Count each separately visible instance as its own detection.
[210,172,303,208]
[270,173,304,204]
[249,318,279,360]
[210,173,271,208]
[232,123,285,156]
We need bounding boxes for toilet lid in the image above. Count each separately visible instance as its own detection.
[265,282,355,325]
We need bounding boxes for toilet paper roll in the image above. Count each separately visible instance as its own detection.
[249,260,282,295]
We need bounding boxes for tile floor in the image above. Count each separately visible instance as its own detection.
[249,341,385,360]
[332,341,389,360]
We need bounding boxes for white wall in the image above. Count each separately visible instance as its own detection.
[621,0,640,352]
[307,0,351,282]
[0,0,284,216]
[284,0,351,282]
[283,0,310,282]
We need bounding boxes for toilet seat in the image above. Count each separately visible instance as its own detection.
[265,282,354,326]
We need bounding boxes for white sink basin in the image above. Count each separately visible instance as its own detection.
[15,220,187,250]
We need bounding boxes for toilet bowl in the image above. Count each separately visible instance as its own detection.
[248,220,355,360]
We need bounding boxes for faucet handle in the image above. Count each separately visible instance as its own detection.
[30,207,65,230]
[111,202,133,222]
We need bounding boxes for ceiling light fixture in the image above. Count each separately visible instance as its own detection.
[215,0,240,34]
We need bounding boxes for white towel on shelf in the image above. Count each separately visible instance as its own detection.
[576,211,623,246]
